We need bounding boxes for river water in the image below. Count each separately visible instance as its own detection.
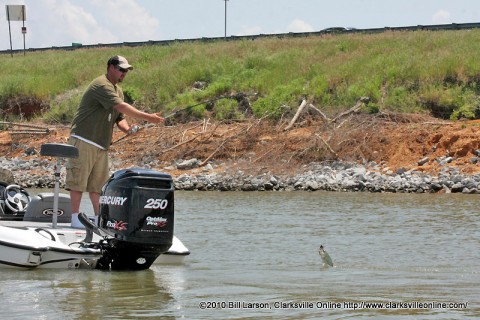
[0,191,478,319]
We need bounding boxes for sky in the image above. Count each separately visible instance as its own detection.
[1,0,480,51]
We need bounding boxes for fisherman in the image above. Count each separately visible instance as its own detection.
[66,55,164,228]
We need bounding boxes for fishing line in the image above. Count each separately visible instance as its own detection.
[111,93,257,145]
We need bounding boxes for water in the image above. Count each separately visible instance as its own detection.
[0,191,479,319]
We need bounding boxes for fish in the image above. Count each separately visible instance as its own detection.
[318,245,334,267]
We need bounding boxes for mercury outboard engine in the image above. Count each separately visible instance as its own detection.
[96,168,174,270]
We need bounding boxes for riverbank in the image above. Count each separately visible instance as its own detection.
[1,155,479,193]
[1,115,480,193]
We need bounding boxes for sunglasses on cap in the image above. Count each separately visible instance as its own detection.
[114,65,129,73]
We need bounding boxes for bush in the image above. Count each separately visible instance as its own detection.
[43,89,83,124]
[123,87,141,105]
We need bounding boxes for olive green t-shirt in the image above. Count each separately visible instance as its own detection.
[70,75,125,149]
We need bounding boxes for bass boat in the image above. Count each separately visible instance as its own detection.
[0,143,189,270]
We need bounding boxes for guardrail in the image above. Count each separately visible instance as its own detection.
[2,22,480,55]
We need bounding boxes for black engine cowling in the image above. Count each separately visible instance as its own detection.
[97,168,174,270]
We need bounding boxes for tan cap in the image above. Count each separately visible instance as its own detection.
[107,55,133,70]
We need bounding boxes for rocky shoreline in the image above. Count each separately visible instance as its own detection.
[2,156,480,194]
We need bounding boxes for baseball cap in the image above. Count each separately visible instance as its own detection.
[107,55,133,70]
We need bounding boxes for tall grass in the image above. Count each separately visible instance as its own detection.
[3,29,480,123]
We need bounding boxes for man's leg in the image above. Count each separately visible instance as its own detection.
[86,147,109,226]
[89,192,100,215]
[70,190,83,213]
[70,189,84,228]
[66,137,92,228]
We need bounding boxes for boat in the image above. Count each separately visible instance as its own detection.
[0,143,189,270]
[0,223,101,269]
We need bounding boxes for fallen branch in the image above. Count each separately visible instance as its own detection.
[202,118,210,132]
[331,97,369,123]
[252,144,285,163]
[199,139,229,167]
[245,117,264,134]
[9,130,49,135]
[0,121,50,131]
[307,97,370,126]
[180,122,206,142]
[308,103,331,122]
[199,120,262,166]
[315,133,338,157]
[198,124,238,166]
[194,122,221,145]
[162,134,202,153]
[176,122,223,156]
[284,99,307,131]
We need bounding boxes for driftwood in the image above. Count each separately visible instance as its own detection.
[309,96,370,124]
[162,134,201,153]
[0,121,50,130]
[199,139,229,167]
[9,130,49,135]
[330,97,368,123]
[284,99,307,131]
[307,104,330,121]
[0,121,50,136]
[284,97,369,131]
[282,97,370,160]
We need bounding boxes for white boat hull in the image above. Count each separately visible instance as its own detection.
[154,236,190,265]
[0,221,189,268]
[0,225,101,269]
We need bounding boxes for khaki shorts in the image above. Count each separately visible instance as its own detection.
[65,137,109,193]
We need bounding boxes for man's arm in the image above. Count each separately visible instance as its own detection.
[116,118,131,133]
[113,102,164,123]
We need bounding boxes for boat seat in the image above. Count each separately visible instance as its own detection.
[39,143,78,227]
[40,143,78,158]
[23,193,72,223]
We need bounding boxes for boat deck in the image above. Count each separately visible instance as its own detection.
[0,221,91,244]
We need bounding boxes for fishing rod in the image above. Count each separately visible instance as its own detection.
[111,124,143,145]
[111,93,257,145]
[163,92,257,119]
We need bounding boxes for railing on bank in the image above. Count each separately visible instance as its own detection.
[2,22,480,55]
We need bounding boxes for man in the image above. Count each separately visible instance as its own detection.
[66,55,164,228]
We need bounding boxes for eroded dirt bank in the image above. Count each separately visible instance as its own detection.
[1,114,480,180]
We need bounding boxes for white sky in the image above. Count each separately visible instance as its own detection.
[1,0,480,51]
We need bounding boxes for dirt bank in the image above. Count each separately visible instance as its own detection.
[1,114,480,177]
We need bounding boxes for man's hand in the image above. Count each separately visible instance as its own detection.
[128,125,140,135]
[148,113,165,124]
[114,102,165,124]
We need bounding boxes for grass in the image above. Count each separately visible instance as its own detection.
[3,29,480,123]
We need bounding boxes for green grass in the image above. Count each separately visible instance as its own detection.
[3,29,480,123]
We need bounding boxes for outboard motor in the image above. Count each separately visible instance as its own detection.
[97,168,174,270]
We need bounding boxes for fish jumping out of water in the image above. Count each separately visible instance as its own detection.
[318,245,334,267]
